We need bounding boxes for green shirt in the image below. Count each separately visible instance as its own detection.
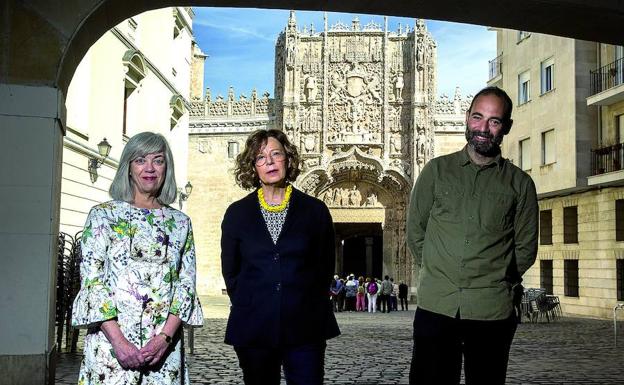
[407,146,538,320]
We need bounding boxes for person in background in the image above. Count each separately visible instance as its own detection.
[365,277,379,313]
[380,275,393,313]
[71,132,203,385]
[356,276,366,312]
[221,129,340,385]
[344,275,358,312]
[407,87,538,384]
[390,278,399,311]
[398,281,409,311]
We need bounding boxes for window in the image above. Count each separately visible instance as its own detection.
[122,50,146,136]
[616,200,624,241]
[564,260,579,297]
[541,58,555,94]
[617,259,624,301]
[520,138,531,171]
[617,114,624,144]
[173,9,186,39]
[563,206,578,244]
[540,209,553,245]
[518,71,530,105]
[170,94,185,130]
[540,260,553,295]
[228,142,239,158]
[542,129,555,165]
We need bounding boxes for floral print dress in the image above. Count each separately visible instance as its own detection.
[72,201,203,385]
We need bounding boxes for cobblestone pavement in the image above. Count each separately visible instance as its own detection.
[56,297,624,385]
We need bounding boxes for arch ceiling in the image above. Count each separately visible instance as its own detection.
[3,0,624,94]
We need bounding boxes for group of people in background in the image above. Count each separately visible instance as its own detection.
[330,274,409,313]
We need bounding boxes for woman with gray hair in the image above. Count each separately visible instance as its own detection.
[72,132,203,385]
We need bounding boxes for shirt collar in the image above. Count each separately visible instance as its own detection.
[458,145,506,169]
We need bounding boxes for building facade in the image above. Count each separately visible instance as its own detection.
[188,13,471,297]
[61,7,197,235]
[489,29,624,318]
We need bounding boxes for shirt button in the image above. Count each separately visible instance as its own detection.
[464,239,470,245]
[273,252,280,261]
[276,283,281,291]
[469,215,474,220]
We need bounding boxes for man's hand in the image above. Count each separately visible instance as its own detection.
[139,334,170,367]
[111,337,145,370]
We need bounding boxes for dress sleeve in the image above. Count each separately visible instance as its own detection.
[169,218,204,327]
[71,207,119,328]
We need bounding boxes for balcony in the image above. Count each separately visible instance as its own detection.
[588,143,624,185]
[587,57,624,106]
[488,54,502,83]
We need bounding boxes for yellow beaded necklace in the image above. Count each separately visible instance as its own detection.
[258,184,292,212]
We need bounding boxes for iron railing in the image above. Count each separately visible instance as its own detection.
[488,54,502,81]
[590,57,624,95]
[591,143,624,175]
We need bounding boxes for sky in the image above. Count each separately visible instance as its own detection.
[192,8,496,101]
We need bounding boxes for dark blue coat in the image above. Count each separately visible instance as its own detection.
[221,187,340,347]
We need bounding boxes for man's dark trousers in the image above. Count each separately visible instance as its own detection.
[409,307,517,385]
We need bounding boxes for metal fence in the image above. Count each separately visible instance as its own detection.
[591,142,624,175]
[488,54,502,81]
[590,57,624,95]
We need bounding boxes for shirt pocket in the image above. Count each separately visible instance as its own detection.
[432,182,464,223]
[482,191,515,231]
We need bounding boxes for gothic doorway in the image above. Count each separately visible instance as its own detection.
[335,222,383,279]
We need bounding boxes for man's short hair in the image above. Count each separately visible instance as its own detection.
[468,86,513,126]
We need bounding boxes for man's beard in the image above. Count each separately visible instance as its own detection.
[465,125,504,157]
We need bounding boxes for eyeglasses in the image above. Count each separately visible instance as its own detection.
[468,114,504,130]
[255,150,286,166]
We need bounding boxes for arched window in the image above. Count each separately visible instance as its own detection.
[170,94,186,129]
[122,50,147,135]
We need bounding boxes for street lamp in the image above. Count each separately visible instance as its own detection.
[88,138,112,183]
[178,181,193,209]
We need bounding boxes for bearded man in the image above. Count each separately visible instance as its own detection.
[406,86,538,385]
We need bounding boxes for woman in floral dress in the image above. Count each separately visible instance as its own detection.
[72,132,203,385]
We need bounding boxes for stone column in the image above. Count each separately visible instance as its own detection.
[0,84,64,385]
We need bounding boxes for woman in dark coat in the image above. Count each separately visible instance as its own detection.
[221,129,340,385]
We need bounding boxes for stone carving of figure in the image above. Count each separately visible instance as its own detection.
[394,72,404,101]
[365,76,382,103]
[304,75,317,102]
[349,101,360,132]
[228,86,235,102]
[286,37,296,69]
[417,128,427,157]
[365,192,378,207]
[329,72,345,103]
[348,186,362,206]
[390,134,402,153]
[340,188,350,206]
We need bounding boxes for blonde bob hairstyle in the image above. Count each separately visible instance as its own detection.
[109,132,177,205]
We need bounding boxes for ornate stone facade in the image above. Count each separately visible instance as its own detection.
[271,12,438,284]
[188,13,471,295]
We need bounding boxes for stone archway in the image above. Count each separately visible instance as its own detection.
[296,146,412,284]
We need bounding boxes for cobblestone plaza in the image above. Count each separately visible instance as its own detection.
[55,297,624,385]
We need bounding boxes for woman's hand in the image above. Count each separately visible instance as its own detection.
[139,333,170,366]
[111,337,145,370]
[100,319,145,370]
